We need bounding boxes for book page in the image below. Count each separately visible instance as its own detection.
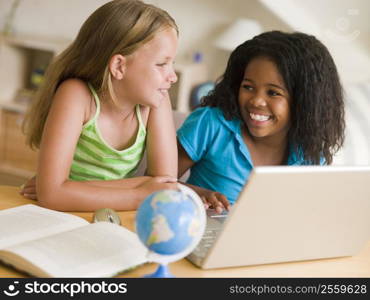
[0,204,88,249]
[2,222,148,277]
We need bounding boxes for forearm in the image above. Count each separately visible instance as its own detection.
[37,180,146,212]
[146,150,178,178]
[85,176,150,189]
[146,97,178,178]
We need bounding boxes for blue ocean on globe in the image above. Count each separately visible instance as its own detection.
[136,189,201,255]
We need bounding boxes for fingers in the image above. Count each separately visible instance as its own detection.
[218,193,231,211]
[19,178,38,200]
[201,196,209,209]
[205,193,223,213]
[19,176,37,193]
[23,193,37,200]
[21,192,37,200]
[21,186,37,194]
[204,192,230,214]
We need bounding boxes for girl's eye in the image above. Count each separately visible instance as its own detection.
[268,90,281,97]
[242,84,253,91]
[156,63,167,67]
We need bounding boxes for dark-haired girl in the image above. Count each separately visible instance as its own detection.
[177,31,345,212]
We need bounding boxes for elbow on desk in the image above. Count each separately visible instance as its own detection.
[37,193,62,211]
[37,184,67,211]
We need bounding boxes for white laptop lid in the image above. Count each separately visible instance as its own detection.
[202,166,370,269]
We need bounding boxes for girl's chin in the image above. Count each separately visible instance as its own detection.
[247,129,268,139]
[140,97,162,108]
[243,121,270,138]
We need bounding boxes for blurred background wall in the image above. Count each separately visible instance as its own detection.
[0,0,369,83]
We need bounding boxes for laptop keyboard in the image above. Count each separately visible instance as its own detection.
[190,209,228,259]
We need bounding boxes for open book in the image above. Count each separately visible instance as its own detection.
[0,204,148,277]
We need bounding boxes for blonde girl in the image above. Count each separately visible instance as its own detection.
[22,0,179,211]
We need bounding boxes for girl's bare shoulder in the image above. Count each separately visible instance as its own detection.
[55,79,91,102]
[53,79,93,121]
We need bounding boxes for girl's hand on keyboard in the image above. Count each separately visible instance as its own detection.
[199,190,231,214]
[178,183,231,214]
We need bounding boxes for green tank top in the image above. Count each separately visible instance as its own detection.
[69,84,146,181]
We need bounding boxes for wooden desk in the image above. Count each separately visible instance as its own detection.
[0,185,369,278]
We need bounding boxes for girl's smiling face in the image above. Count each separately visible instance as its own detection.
[238,56,292,143]
[113,27,178,108]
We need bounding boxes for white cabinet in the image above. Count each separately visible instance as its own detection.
[0,34,69,106]
[0,34,69,182]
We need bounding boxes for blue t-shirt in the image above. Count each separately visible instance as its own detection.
[177,106,309,205]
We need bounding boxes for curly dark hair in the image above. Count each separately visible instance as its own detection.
[202,31,345,165]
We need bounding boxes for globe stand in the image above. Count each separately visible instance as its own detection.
[144,263,173,278]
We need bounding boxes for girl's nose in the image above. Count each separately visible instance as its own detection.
[249,93,267,107]
[168,68,178,84]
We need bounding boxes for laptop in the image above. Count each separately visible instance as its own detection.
[187,165,370,269]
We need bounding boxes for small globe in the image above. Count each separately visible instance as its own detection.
[136,188,205,257]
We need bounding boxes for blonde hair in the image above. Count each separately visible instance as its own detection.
[23,0,178,149]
